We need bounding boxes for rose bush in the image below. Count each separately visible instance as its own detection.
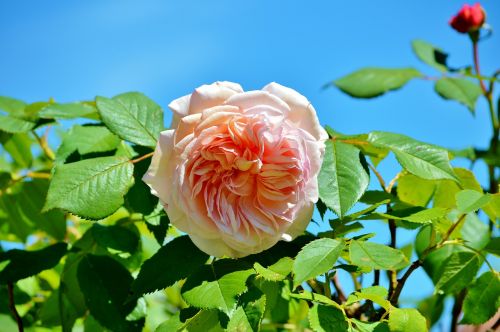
[143,82,327,257]
[449,3,485,33]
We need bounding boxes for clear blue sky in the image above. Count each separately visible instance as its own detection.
[1,1,499,330]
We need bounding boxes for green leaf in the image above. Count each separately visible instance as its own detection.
[160,309,223,332]
[433,168,482,208]
[349,240,408,270]
[292,238,344,288]
[96,92,163,147]
[359,207,448,224]
[227,306,254,332]
[345,286,391,310]
[0,96,26,114]
[77,254,139,331]
[254,257,293,282]
[91,224,139,254]
[290,291,341,309]
[434,251,481,294]
[227,286,266,332]
[455,189,492,214]
[44,156,134,219]
[124,146,158,215]
[0,115,35,133]
[56,125,121,163]
[411,39,448,72]
[461,271,500,324]
[460,212,489,250]
[0,243,67,284]
[417,294,445,328]
[181,259,254,315]
[130,236,209,299]
[397,173,436,207]
[333,67,421,98]
[435,78,482,113]
[368,131,457,181]
[388,308,427,332]
[350,319,389,332]
[59,253,87,332]
[2,180,66,240]
[318,140,369,218]
[308,304,348,332]
[485,237,500,256]
[39,102,98,119]
[0,133,32,169]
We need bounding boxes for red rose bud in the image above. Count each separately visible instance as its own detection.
[449,3,486,33]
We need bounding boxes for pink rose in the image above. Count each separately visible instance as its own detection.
[449,3,485,33]
[143,82,327,258]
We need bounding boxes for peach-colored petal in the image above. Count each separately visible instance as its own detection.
[263,82,328,141]
[142,130,175,205]
[189,82,243,115]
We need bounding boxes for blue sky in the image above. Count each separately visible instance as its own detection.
[1,1,499,330]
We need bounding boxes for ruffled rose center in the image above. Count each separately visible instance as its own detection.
[183,112,308,238]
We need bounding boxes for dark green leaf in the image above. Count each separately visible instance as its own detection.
[435,78,482,113]
[96,92,163,147]
[368,131,457,181]
[44,156,134,219]
[293,238,344,287]
[125,146,158,215]
[0,243,67,284]
[1,180,66,240]
[130,236,209,299]
[59,253,87,332]
[333,67,421,98]
[91,224,139,254]
[318,140,369,218]
[461,271,500,324]
[485,237,500,256]
[434,251,481,294]
[77,254,138,331]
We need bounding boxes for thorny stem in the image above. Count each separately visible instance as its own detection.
[368,164,386,190]
[389,214,467,305]
[130,151,154,164]
[472,42,498,234]
[450,289,466,332]
[7,283,24,332]
[472,41,488,94]
[367,163,399,298]
[331,273,346,303]
[323,273,332,299]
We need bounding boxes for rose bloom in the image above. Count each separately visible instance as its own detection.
[143,82,327,258]
[449,3,485,33]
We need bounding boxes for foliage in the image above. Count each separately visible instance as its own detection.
[0,8,499,332]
